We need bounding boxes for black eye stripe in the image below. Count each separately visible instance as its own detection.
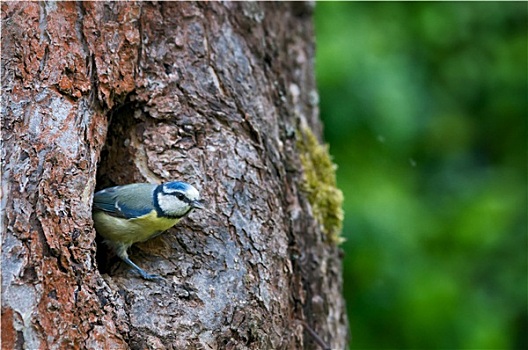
[162,188,183,198]
[160,187,195,204]
[172,192,190,202]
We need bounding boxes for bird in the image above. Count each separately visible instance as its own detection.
[92,181,204,280]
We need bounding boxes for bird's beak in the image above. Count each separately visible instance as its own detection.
[191,199,205,209]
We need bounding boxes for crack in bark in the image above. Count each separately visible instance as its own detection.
[135,2,143,81]
[38,2,50,63]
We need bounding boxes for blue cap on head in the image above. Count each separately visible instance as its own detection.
[161,181,201,202]
[163,181,192,192]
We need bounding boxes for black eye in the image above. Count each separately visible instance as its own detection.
[176,193,185,201]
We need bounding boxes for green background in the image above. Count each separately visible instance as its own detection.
[315,3,527,349]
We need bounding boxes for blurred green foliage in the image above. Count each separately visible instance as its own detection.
[315,3,527,349]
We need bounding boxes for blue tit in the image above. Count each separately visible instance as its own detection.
[92,181,204,280]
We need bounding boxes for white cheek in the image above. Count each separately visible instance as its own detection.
[157,194,189,216]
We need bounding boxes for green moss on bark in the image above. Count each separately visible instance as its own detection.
[297,125,344,244]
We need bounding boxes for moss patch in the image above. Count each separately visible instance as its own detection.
[297,125,344,244]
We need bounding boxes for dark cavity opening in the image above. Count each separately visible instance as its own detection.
[94,101,143,276]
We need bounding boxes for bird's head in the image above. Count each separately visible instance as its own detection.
[155,181,204,218]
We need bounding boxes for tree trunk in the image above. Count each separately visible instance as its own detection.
[1,2,348,349]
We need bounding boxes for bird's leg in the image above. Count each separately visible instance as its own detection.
[115,244,162,281]
[122,256,162,281]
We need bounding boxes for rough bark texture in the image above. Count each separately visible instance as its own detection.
[1,2,348,349]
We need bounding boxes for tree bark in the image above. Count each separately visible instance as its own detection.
[1,2,348,349]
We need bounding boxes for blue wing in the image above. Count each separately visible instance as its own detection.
[93,183,157,219]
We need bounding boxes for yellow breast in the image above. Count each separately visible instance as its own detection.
[93,210,180,246]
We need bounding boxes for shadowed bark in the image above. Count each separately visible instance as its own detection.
[1,2,348,349]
